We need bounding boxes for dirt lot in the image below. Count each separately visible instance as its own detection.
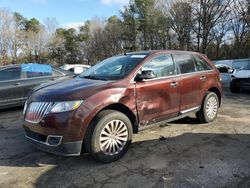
[0,89,250,188]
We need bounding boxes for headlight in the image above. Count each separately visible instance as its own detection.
[50,100,83,113]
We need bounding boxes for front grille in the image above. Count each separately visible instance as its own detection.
[25,102,53,123]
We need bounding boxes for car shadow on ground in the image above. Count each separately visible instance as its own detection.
[1,131,250,187]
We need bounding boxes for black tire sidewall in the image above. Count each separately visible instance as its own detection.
[230,80,240,93]
[91,110,133,163]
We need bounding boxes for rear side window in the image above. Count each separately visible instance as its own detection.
[173,54,196,74]
[193,55,213,71]
[141,54,176,78]
[0,67,21,81]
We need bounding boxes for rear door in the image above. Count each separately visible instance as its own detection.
[0,66,25,106]
[135,53,181,126]
[193,54,215,103]
[172,53,202,112]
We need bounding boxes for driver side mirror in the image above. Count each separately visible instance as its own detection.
[135,70,156,81]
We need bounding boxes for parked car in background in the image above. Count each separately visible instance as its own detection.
[230,64,250,92]
[23,50,222,163]
[0,63,73,109]
[60,64,90,74]
[215,64,236,86]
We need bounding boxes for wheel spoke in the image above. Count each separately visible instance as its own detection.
[117,126,127,134]
[101,130,110,137]
[100,135,109,142]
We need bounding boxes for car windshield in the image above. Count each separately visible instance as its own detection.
[79,54,147,80]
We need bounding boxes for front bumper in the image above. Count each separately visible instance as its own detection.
[25,129,82,156]
[22,103,92,156]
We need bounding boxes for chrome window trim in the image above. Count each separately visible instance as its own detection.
[131,69,214,83]
[130,52,215,83]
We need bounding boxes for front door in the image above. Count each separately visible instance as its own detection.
[135,54,180,127]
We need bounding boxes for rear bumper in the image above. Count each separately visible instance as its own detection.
[25,129,82,156]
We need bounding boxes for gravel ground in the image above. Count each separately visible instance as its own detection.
[0,89,250,188]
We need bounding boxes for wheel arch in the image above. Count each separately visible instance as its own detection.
[101,103,138,133]
[207,87,222,106]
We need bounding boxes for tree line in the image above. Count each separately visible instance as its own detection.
[0,0,250,66]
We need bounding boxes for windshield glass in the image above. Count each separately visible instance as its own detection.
[79,54,147,80]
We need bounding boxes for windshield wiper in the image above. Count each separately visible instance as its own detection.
[81,75,108,81]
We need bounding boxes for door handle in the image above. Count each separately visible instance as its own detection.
[14,82,21,86]
[200,75,207,81]
[170,81,178,88]
[49,78,55,81]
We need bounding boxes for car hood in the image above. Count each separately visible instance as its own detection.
[30,77,112,102]
[233,70,250,78]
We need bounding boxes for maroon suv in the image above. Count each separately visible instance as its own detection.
[23,50,222,163]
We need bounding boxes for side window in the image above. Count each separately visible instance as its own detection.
[26,71,52,78]
[0,67,21,81]
[141,54,176,78]
[173,54,196,74]
[21,64,53,78]
[193,55,213,71]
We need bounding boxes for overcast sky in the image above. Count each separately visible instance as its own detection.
[0,0,129,28]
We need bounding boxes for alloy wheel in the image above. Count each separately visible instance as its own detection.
[206,96,218,119]
[99,120,128,155]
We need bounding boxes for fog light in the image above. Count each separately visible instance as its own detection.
[46,135,62,146]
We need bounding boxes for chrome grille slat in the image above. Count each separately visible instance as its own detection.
[25,102,53,123]
[39,103,47,119]
[35,103,43,121]
[34,104,40,122]
[37,103,46,122]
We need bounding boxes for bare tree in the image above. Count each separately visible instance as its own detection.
[192,0,232,53]
[229,1,249,58]
[169,1,192,50]
[0,8,13,65]
[44,17,58,34]
[234,0,250,28]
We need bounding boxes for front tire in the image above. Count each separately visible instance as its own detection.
[85,110,133,163]
[230,79,240,93]
[196,92,219,123]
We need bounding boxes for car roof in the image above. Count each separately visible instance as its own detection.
[126,50,204,56]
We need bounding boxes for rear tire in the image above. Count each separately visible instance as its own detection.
[196,92,219,123]
[230,80,240,93]
[85,110,133,163]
